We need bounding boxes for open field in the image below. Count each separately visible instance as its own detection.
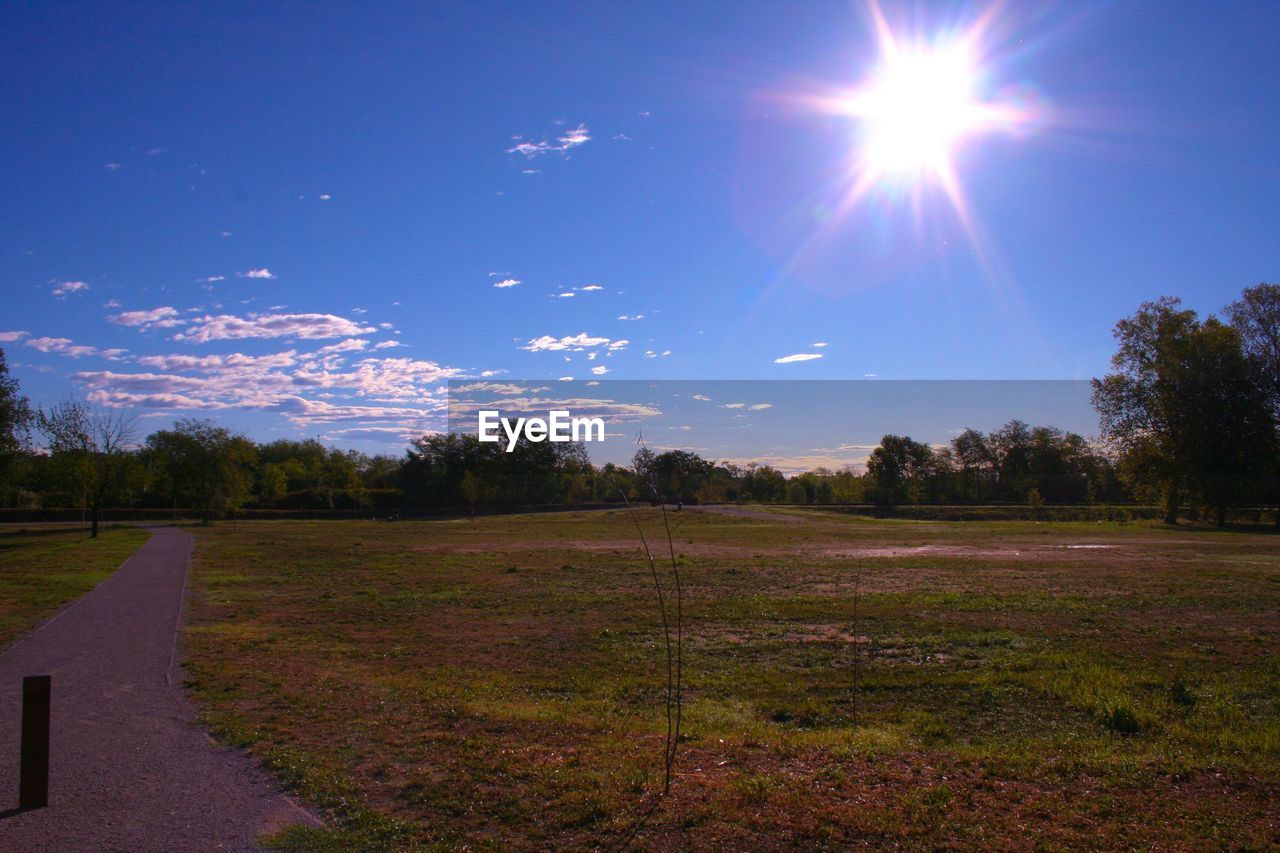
[0,524,151,648]
[181,510,1280,848]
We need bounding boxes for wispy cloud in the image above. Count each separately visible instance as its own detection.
[812,342,829,347]
[26,337,97,358]
[52,280,89,297]
[774,352,823,363]
[317,338,369,354]
[0,330,29,343]
[507,123,592,158]
[520,332,614,352]
[591,365,609,375]
[110,306,182,329]
[319,425,423,443]
[173,312,377,343]
[493,278,520,289]
[135,351,298,371]
[238,268,276,280]
[75,352,463,428]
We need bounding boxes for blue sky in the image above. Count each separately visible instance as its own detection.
[2,1,1277,451]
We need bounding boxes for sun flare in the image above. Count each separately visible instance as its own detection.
[849,45,986,177]
[790,0,1041,270]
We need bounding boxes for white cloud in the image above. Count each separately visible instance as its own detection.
[238,268,276,280]
[373,340,403,349]
[75,353,463,427]
[493,278,520,289]
[692,394,711,401]
[722,403,746,409]
[644,350,656,358]
[0,331,29,343]
[608,339,629,350]
[198,275,226,283]
[579,284,603,292]
[351,307,367,315]
[556,291,575,298]
[319,194,331,201]
[520,332,613,352]
[716,453,873,477]
[617,314,644,321]
[773,353,823,363]
[52,280,89,297]
[26,337,97,358]
[110,306,182,329]
[591,365,609,375]
[135,351,298,371]
[174,312,377,343]
[507,123,591,158]
[450,382,531,395]
[103,299,121,308]
[750,403,773,410]
[317,338,369,354]
[812,341,829,347]
[558,124,590,148]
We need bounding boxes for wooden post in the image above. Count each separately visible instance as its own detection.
[19,674,51,810]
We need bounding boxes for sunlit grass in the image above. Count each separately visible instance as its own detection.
[0,524,151,646]
[181,512,1280,847]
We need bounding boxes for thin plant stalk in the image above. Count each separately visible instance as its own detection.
[615,483,677,795]
[655,495,683,780]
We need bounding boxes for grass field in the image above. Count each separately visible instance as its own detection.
[182,509,1280,849]
[0,524,151,648]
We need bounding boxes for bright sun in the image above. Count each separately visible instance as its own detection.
[810,1,1032,199]
[850,46,985,177]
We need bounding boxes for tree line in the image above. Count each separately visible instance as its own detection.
[0,284,1275,530]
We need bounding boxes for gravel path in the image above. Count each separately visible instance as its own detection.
[0,526,320,851]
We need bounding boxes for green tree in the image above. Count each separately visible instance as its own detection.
[1092,298,1201,523]
[1093,297,1272,526]
[866,434,936,507]
[0,348,34,493]
[1227,283,1280,523]
[1178,319,1273,526]
[37,401,140,537]
[146,419,257,522]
